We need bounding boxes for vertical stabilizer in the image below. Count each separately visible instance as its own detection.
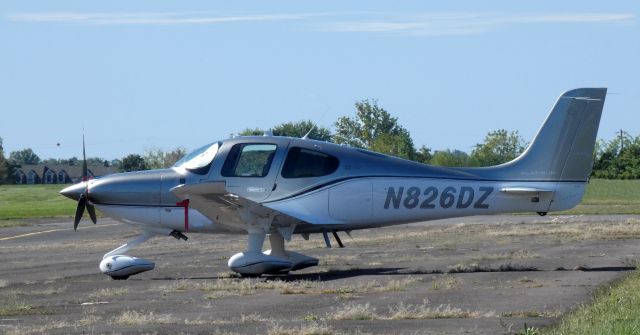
[492,88,606,182]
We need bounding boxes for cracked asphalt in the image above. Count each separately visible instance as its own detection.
[1,214,639,334]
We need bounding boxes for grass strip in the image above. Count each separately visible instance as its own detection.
[543,270,640,335]
[0,184,75,220]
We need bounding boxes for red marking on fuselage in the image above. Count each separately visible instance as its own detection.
[176,199,190,231]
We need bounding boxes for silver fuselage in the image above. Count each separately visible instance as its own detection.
[61,136,584,235]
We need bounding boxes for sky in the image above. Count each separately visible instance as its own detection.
[1,1,638,161]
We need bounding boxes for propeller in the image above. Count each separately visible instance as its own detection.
[72,134,97,230]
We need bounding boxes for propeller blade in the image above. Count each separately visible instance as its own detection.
[81,134,88,181]
[87,203,97,224]
[74,195,87,230]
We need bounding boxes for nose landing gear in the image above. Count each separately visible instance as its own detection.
[99,231,158,280]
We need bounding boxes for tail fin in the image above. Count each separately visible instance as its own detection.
[496,88,607,181]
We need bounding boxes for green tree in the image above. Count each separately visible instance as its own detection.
[238,120,332,141]
[593,132,640,179]
[0,137,13,183]
[471,130,525,167]
[238,128,263,136]
[333,99,416,159]
[121,154,148,172]
[110,159,122,170]
[618,136,640,179]
[369,132,416,160]
[9,148,41,165]
[87,157,107,166]
[144,147,187,169]
[414,145,433,164]
[164,147,187,167]
[273,120,332,141]
[430,149,474,167]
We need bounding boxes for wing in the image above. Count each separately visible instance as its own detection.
[170,181,306,240]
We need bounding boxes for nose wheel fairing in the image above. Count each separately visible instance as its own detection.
[99,255,155,280]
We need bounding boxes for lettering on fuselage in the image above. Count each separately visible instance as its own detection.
[383,186,494,210]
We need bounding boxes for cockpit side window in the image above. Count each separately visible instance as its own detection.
[281,147,339,178]
[221,143,277,177]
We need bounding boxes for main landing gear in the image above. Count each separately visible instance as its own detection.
[228,231,318,276]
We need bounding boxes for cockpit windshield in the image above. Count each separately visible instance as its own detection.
[173,142,220,173]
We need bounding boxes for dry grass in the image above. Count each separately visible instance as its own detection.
[2,284,67,297]
[501,310,561,318]
[472,249,540,261]
[447,262,484,273]
[317,277,422,298]
[184,318,231,325]
[486,220,640,242]
[210,279,321,298]
[88,287,129,299]
[516,276,544,288]
[446,262,537,273]
[154,278,323,298]
[22,286,67,296]
[328,302,378,320]
[321,286,359,300]
[327,301,484,321]
[77,311,103,326]
[240,313,272,323]
[374,276,422,292]
[0,296,52,316]
[318,254,359,267]
[0,220,31,228]
[388,301,484,319]
[321,280,379,297]
[111,310,177,325]
[431,275,461,290]
[267,322,335,335]
[303,312,320,321]
[4,321,71,335]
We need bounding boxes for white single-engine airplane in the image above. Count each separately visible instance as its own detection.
[61,88,606,280]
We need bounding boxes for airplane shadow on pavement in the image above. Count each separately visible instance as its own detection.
[146,265,636,282]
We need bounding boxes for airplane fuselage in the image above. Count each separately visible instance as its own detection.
[76,135,585,235]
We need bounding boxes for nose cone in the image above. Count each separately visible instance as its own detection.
[60,182,86,201]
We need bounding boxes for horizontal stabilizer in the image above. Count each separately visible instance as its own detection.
[500,187,554,196]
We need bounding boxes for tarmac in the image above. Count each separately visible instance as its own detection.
[1,214,640,334]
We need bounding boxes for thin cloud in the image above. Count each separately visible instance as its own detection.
[320,12,636,36]
[7,11,635,35]
[8,12,309,25]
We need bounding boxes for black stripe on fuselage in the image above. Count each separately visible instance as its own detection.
[263,175,586,203]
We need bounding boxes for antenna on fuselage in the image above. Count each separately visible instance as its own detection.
[301,124,316,140]
[302,107,329,140]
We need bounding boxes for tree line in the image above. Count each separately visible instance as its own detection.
[1,100,637,183]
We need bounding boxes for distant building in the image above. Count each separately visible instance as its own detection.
[13,165,117,184]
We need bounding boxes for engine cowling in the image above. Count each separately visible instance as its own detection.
[99,255,155,280]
